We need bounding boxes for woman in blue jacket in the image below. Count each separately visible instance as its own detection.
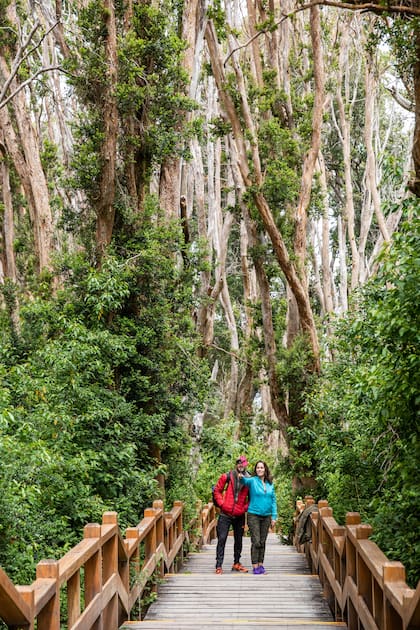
[240,460,277,574]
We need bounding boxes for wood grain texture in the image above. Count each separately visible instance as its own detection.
[121,534,347,629]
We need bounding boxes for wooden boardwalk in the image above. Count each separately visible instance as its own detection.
[121,533,348,629]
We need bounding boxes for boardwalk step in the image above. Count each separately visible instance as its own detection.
[120,535,348,629]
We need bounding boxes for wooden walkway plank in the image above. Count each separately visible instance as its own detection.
[121,534,347,629]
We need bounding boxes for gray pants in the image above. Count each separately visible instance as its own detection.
[247,513,272,564]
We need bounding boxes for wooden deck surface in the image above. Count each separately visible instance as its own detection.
[121,533,348,629]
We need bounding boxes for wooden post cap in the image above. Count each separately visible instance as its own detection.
[36,559,59,579]
[355,524,373,539]
[153,500,164,509]
[318,500,329,509]
[125,527,140,539]
[84,523,101,538]
[345,512,361,525]
[333,526,346,536]
[144,507,156,517]
[319,507,333,517]
[102,512,118,525]
[16,585,35,608]
[383,562,406,582]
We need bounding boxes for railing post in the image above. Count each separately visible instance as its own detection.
[67,568,81,628]
[153,500,164,579]
[36,560,60,630]
[102,512,119,630]
[84,523,103,630]
[174,501,184,570]
[383,562,406,630]
[16,586,34,630]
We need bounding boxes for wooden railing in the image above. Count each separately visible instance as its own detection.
[0,499,217,630]
[294,496,420,630]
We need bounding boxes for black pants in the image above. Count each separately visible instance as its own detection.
[247,513,271,564]
[215,513,245,568]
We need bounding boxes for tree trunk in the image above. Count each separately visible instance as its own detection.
[95,0,118,258]
[293,5,325,274]
[0,142,17,283]
[364,55,390,246]
[318,153,334,314]
[205,20,320,370]
[0,74,53,272]
[412,25,420,196]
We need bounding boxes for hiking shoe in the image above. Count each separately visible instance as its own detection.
[232,562,248,573]
[252,567,262,574]
[215,567,223,574]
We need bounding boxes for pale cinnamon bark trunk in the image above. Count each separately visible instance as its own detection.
[293,5,325,274]
[95,0,118,257]
[0,142,17,283]
[330,18,364,291]
[409,12,420,196]
[318,153,334,314]
[364,56,390,245]
[205,20,320,370]
[159,0,201,218]
[337,214,348,312]
[0,73,53,271]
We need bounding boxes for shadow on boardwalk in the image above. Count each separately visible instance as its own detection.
[122,533,347,629]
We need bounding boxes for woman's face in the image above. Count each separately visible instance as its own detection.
[255,462,265,477]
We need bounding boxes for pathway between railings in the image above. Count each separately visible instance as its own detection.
[122,533,347,629]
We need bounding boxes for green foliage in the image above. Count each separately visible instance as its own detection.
[206,0,227,39]
[294,210,420,586]
[0,219,210,583]
[193,416,249,503]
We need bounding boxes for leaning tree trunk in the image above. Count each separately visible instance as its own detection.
[205,20,320,370]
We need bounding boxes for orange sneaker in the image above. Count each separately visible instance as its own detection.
[232,562,248,572]
[215,567,223,574]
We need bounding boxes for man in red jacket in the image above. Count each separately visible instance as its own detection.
[214,455,250,574]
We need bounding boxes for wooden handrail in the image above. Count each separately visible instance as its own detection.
[294,496,420,630]
[0,499,217,629]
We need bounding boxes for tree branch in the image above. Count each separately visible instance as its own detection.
[0,65,66,110]
[0,19,62,106]
[224,0,419,65]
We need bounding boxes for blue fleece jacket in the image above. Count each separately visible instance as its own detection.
[241,475,277,519]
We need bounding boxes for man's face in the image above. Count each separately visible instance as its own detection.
[236,460,246,473]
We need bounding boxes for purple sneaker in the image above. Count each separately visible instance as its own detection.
[259,566,266,574]
[252,566,262,574]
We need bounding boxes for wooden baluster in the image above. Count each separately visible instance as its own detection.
[383,562,405,630]
[164,512,173,571]
[67,570,81,628]
[344,512,361,630]
[356,524,373,626]
[144,506,158,603]
[16,586,35,630]
[102,512,119,629]
[84,523,102,630]
[125,526,141,621]
[154,501,164,580]
[174,501,184,570]
[36,560,60,630]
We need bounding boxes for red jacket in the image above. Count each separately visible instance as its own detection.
[214,471,249,517]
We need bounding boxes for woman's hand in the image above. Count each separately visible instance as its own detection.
[271,519,276,529]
